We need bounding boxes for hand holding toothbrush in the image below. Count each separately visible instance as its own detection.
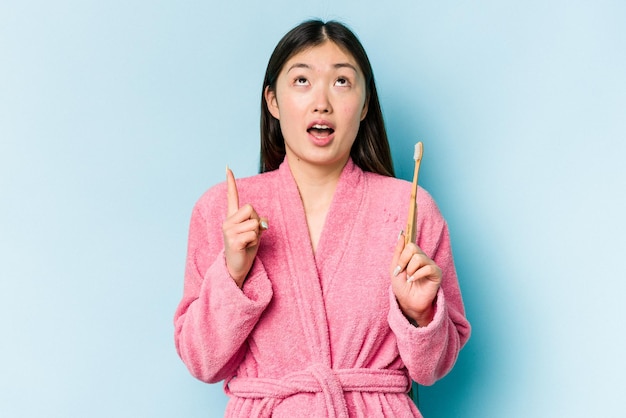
[389,142,441,327]
[390,237,441,327]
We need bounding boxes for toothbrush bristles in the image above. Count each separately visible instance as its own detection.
[414,142,423,161]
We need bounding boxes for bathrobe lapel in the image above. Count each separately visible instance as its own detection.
[276,160,331,365]
[314,160,364,297]
[275,159,364,368]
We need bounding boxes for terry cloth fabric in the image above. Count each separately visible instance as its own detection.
[226,365,410,418]
[174,157,471,417]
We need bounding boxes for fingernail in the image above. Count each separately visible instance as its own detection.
[260,220,269,230]
[407,275,415,283]
[393,265,402,277]
[397,230,405,241]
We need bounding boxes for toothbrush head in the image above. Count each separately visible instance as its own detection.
[414,142,423,161]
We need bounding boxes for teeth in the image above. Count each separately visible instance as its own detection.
[312,124,330,130]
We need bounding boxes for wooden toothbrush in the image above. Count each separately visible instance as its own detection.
[405,142,423,246]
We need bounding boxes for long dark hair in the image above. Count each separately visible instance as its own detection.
[260,19,395,177]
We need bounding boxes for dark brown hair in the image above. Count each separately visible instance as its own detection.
[260,19,394,177]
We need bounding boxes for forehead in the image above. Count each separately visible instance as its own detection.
[284,41,361,71]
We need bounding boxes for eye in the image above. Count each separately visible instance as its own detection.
[294,77,309,86]
[335,77,351,87]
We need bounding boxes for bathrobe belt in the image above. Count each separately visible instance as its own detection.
[226,364,411,418]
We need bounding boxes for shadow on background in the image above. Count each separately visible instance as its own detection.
[384,89,512,416]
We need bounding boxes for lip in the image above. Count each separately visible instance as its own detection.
[307,120,336,146]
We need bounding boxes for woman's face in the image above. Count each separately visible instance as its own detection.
[265,41,368,172]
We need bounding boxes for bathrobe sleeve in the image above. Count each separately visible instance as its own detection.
[387,190,471,386]
[174,186,273,383]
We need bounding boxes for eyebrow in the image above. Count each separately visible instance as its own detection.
[286,63,358,73]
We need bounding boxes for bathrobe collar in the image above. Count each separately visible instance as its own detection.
[276,157,365,367]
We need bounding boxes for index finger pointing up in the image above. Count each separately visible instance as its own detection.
[226,166,239,217]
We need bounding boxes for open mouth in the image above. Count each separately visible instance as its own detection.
[307,123,335,138]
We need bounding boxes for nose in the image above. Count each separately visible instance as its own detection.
[313,86,332,114]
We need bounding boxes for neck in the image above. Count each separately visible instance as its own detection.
[286,156,347,204]
[286,156,348,253]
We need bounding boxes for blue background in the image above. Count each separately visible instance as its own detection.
[1,1,625,417]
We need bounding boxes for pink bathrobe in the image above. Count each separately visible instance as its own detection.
[174,158,471,417]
